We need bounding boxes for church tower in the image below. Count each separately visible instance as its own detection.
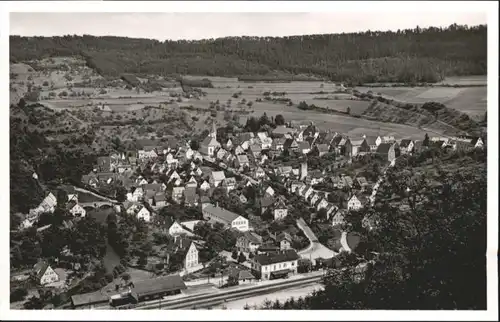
[210,121,217,141]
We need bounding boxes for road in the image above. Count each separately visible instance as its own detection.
[296,218,336,263]
[74,186,118,203]
[369,158,396,206]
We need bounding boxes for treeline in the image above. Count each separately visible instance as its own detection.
[10,24,486,83]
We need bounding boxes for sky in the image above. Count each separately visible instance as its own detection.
[9,12,488,41]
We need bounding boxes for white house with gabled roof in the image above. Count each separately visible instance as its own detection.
[136,206,151,222]
[347,195,363,211]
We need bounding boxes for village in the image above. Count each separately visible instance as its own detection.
[11,114,485,310]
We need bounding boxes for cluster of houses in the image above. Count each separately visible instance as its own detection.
[19,192,58,230]
[17,118,486,292]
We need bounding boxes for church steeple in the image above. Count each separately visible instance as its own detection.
[210,121,217,141]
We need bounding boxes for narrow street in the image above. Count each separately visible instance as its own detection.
[370,158,396,206]
[296,218,336,263]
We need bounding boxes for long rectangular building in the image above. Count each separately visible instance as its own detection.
[202,204,249,232]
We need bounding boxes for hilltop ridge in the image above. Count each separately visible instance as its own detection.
[10,24,487,84]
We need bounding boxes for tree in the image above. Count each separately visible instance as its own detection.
[297,258,313,273]
[23,296,44,309]
[238,252,247,263]
[423,133,430,146]
[297,101,309,110]
[316,208,328,222]
[116,186,127,202]
[190,140,200,151]
[18,98,26,109]
[267,150,487,310]
[10,287,28,302]
[121,272,131,283]
[346,106,351,115]
[231,249,238,260]
[275,114,285,126]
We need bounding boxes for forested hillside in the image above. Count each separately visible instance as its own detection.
[10,24,486,84]
[10,102,98,217]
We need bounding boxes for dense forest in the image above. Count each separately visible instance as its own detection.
[10,102,98,217]
[10,24,486,84]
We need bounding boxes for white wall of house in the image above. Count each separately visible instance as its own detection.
[347,196,362,211]
[40,266,59,285]
[70,204,86,217]
[274,208,288,221]
[231,216,249,232]
[184,243,199,269]
[251,259,298,280]
[169,222,185,235]
[137,207,151,222]
[332,213,345,226]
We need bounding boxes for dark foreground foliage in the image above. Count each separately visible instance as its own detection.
[264,149,486,310]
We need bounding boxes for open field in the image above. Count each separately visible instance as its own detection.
[354,85,487,119]
[438,75,487,86]
[12,58,486,141]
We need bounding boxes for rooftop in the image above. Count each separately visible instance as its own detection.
[376,143,394,154]
[203,204,240,223]
[254,249,300,266]
[211,171,226,181]
[132,274,187,297]
[71,291,109,307]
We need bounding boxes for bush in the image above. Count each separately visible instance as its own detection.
[105,273,114,283]
[10,288,28,302]
[99,89,107,95]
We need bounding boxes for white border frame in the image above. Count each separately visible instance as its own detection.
[0,1,498,321]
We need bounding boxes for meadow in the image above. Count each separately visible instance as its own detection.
[354,82,487,119]
[11,57,487,142]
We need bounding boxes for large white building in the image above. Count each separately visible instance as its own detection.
[250,249,300,280]
[202,204,249,232]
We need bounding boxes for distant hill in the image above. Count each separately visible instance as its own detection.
[10,24,486,84]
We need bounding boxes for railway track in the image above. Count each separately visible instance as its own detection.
[135,274,323,310]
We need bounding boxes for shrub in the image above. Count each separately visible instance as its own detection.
[105,273,114,283]
[10,288,28,302]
